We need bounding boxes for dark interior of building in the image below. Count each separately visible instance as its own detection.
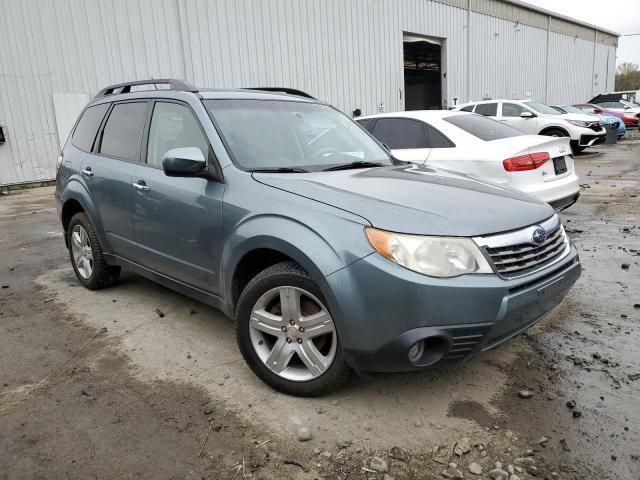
[403,40,442,110]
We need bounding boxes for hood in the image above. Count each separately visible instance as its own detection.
[558,113,600,123]
[253,164,554,236]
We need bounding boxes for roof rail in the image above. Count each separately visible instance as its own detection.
[94,79,198,99]
[244,87,316,99]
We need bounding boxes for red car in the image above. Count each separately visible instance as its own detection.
[573,103,639,128]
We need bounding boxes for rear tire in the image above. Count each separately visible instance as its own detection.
[68,212,120,290]
[235,261,351,396]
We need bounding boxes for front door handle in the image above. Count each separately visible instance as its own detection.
[133,180,150,192]
[81,167,94,177]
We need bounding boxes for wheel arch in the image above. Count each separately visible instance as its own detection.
[538,125,570,137]
[225,236,335,315]
[59,180,107,249]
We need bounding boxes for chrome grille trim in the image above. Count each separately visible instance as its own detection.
[473,214,571,279]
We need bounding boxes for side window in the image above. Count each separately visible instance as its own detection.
[460,105,474,112]
[356,118,375,131]
[146,102,210,168]
[501,103,527,117]
[475,103,498,116]
[424,123,455,148]
[602,101,623,108]
[99,102,148,161]
[370,118,428,149]
[71,104,109,152]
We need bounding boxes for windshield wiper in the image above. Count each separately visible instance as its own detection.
[249,167,309,173]
[322,161,385,172]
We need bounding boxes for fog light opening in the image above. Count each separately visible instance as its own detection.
[408,340,425,363]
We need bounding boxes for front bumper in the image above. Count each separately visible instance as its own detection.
[326,244,580,373]
[577,133,605,147]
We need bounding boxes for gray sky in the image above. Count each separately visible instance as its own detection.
[522,0,640,69]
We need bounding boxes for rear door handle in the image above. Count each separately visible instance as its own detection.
[133,180,150,192]
[81,167,94,177]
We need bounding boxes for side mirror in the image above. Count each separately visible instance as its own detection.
[520,111,535,118]
[162,147,206,176]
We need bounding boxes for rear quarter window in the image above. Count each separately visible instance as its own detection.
[444,114,523,141]
[460,105,474,112]
[474,103,498,116]
[71,103,109,152]
[356,118,375,131]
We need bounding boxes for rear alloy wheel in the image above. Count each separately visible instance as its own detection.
[236,261,350,396]
[71,224,94,279]
[67,212,120,290]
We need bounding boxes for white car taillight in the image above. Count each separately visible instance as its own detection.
[503,152,550,172]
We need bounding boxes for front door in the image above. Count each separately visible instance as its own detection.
[132,101,224,293]
[497,102,539,134]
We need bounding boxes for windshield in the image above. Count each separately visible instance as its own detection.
[621,99,640,109]
[204,99,392,171]
[444,113,523,141]
[558,105,584,114]
[524,101,561,115]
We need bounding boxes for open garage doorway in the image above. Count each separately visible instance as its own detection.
[403,34,443,110]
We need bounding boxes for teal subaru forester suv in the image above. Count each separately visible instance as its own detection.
[55,79,580,396]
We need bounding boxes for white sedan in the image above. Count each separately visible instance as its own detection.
[357,110,580,210]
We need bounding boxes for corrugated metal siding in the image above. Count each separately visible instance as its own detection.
[0,0,618,185]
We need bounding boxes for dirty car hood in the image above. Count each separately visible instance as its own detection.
[253,164,554,236]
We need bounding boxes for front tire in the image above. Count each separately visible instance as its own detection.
[68,212,120,290]
[541,128,569,138]
[235,261,351,396]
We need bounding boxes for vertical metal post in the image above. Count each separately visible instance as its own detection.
[591,30,598,96]
[544,15,550,103]
[466,0,471,102]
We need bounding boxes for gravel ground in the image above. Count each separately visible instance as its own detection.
[1,137,639,479]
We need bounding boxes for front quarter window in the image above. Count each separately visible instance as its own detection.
[204,99,392,171]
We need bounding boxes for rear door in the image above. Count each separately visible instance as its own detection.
[83,100,149,260]
[497,102,538,134]
[131,100,224,293]
[369,117,431,163]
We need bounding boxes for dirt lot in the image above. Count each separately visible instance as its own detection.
[1,138,639,480]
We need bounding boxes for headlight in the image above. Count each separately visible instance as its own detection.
[567,120,589,127]
[365,227,493,278]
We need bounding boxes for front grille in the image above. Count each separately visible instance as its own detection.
[587,122,602,132]
[477,217,570,278]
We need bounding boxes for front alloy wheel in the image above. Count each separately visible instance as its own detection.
[249,286,337,381]
[236,261,350,396]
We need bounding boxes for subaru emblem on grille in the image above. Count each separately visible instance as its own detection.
[531,227,547,245]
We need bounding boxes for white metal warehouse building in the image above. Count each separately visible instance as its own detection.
[0,0,619,186]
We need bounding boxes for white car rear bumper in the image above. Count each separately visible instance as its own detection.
[519,172,581,210]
